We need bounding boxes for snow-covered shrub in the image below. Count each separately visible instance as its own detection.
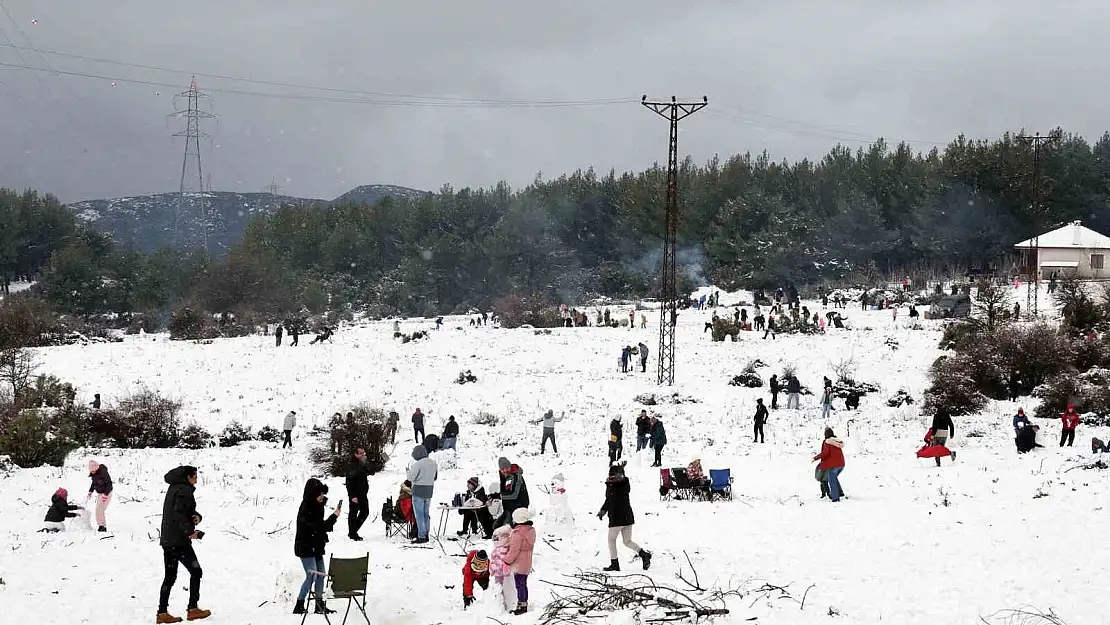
[1054,274,1105,336]
[0,296,65,349]
[309,406,388,477]
[1033,368,1110,425]
[939,320,978,352]
[218,420,254,447]
[473,411,500,426]
[0,406,77,467]
[492,293,560,329]
[729,372,762,388]
[256,425,282,443]
[711,318,740,342]
[86,389,183,448]
[455,370,478,385]
[994,323,1076,390]
[168,306,215,341]
[1072,337,1110,372]
[16,374,75,410]
[886,390,914,408]
[179,423,213,449]
[923,354,988,416]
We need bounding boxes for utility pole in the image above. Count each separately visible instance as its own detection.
[642,95,708,386]
[170,76,216,255]
[266,178,282,197]
[1017,132,1059,318]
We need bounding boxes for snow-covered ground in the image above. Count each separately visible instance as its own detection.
[2,289,1107,625]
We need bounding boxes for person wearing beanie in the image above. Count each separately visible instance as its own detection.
[157,466,209,623]
[459,477,493,539]
[1060,404,1080,447]
[87,460,113,532]
[489,525,517,610]
[1012,408,1030,437]
[504,508,536,615]
[596,463,651,572]
[491,457,529,529]
[461,549,490,608]
[293,478,342,616]
[406,445,438,543]
[42,488,83,533]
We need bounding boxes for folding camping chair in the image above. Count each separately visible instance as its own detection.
[659,468,674,501]
[382,497,414,540]
[669,467,699,500]
[708,468,733,501]
[302,553,371,625]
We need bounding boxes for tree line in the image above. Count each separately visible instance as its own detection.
[3,127,1110,328]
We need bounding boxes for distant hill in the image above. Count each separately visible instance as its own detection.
[69,184,426,253]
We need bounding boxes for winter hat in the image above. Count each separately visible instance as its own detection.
[511,507,533,525]
[1017,408,1024,415]
[55,487,68,499]
[470,550,489,573]
[87,460,99,474]
[467,477,479,489]
[1067,404,1075,411]
[497,457,511,471]
[544,409,554,418]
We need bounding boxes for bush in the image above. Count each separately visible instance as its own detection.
[169,306,215,341]
[218,420,254,447]
[939,320,979,352]
[179,423,214,449]
[473,411,500,426]
[0,406,78,467]
[729,372,762,388]
[86,389,183,448]
[256,424,283,443]
[1054,274,1104,335]
[455,370,478,385]
[710,318,740,342]
[308,406,389,477]
[993,323,1076,390]
[16,374,76,410]
[492,292,561,329]
[0,347,38,402]
[923,354,988,416]
[0,296,65,349]
[1033,368,1110,425]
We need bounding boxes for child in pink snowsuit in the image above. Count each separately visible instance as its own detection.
[490,524,517,611]
[87,460,113,532]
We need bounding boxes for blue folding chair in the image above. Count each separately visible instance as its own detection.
[709,469,733,500]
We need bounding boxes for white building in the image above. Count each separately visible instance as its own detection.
[1014,221,1110,279]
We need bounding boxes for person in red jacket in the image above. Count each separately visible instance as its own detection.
[461,550,490,608]
[1060,404,1080,447]
[812,427,846,502]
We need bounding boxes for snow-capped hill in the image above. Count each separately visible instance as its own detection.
[330,184,429,205]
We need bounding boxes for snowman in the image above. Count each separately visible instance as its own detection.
[545,472,574,530]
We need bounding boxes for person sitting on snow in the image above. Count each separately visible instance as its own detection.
[461,549,490,609]
[1016,423,1042,454]
[41,488,83,533]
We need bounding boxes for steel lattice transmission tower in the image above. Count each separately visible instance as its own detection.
[1017,131,1059,318]
[170,76,216,254]
[642,95,708,386]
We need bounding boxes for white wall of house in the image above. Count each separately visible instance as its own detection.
[1037,246,1110,279]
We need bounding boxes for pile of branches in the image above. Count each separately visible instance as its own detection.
[454,370,478,385]
[540,571,731,624]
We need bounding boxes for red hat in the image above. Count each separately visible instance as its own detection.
[1067,404,1075,411]
[55,488,68,499]
[1017,408,1024,415]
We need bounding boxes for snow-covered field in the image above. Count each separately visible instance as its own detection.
[2,291,1106,625]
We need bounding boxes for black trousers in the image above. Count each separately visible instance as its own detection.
[462,508,493,537]
[541,429,557,454]
[159,545,202,613]
[414,427,424,443]
[652,445,663,466]
[754,423,765,443]
[348,495,369,536]
[641,358,647,373]
[282,430,292,448]
[770,392,778,410]
[608,441,622,463]
[1060,429,1075,447]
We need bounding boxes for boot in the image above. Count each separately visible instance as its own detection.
[98,526,107,532]
[639,549,652,570]
[511,601,528,615]
[185,607,211,621]
[156,614,183,624]
[315,600,336,614]
[602,559,620,572]
[820,482,829,498]
[292,600,306,615]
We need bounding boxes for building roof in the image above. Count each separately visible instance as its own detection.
[1014,221,1110,249]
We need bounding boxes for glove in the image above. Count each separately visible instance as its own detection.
[597,511,605,520]
[463,595,475,608]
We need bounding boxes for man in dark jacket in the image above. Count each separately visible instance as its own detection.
[649,417,667,467]
[158,466,210,623]
[608,417,623,463]
[597,463,651,571]
[442,415,460,450]
[637,342,649,373]
[635,410,651,452]
[491,456,529,529]
[344,448,370,541]
[768,375,780,410]
[294,478,341,615]
[412,408,425,443]
[786,375,802,410]
[754,399,768,443]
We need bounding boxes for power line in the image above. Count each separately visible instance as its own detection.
[706,107,948,148]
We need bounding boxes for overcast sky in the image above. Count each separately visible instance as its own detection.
[0,0,1108,203]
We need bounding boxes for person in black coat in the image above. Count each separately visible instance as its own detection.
[753,399,768,443]
[634,410,651,452]
[344,448,370,541]
[442,415,460,450]
[157,466,209,622]
[648,417,667,468]
[294,478,342,615]
[41,488,83,532]
[597,463,651,572]
[768,375,780,410]
[608,417,623,463]
[458,477,493,539]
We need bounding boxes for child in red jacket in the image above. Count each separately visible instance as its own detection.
[461,550,490,608]
[813,428,846,502]
[1060,405,1079,447]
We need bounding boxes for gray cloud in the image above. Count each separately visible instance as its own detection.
[0,0,1108,203]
